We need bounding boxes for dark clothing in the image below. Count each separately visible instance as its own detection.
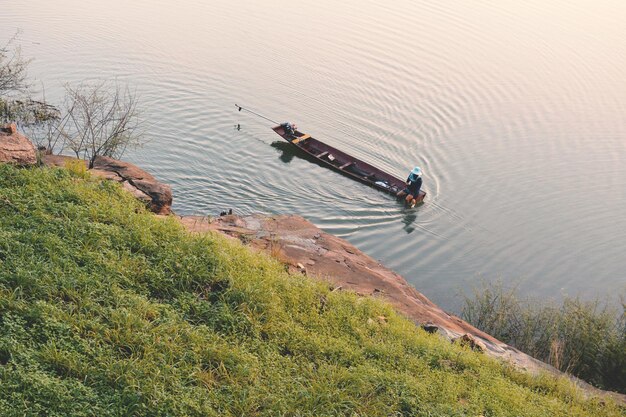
[281,122,295,136]
[404,175,422,196]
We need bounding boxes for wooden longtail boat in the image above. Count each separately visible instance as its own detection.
[272,124,426,203]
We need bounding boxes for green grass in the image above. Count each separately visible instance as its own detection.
[0,164,622,417]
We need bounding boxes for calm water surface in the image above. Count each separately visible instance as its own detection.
[3,0,626,310]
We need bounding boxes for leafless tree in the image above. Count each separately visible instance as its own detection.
[2,35,143,162]
[20,105,67,153]
[0,31,30,95]
[61,81,142,168]
[1,32,60,138]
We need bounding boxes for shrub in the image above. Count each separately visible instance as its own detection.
[461,281,626,393]
[63,158,89,179]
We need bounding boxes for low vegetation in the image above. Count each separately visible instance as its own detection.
[0,164,622,416]
[462,282,626,394]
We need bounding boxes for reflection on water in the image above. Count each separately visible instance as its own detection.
[3,0,626,309]
[270,141,296,164]
[401,210,418,235]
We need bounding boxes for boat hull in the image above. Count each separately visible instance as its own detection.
[272,125,426,203]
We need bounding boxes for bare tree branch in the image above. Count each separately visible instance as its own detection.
[0,31,31,95]
[62,80,143,168]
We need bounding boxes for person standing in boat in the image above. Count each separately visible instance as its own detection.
[397,166,423,207]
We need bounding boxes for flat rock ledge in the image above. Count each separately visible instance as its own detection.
[42,154,172,215]
[179,213,626,404]
[0,123,37,166]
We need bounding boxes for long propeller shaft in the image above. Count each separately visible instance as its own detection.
[235,104,280,125]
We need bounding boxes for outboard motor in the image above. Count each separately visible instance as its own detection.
[281,122,295,136]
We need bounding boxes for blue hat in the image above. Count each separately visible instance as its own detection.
[411,167,422,177]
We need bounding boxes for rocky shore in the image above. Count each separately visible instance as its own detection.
[42,154,172,215]
[178,213,625,403]
[1,123,623,404]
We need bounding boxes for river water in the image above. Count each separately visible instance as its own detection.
[3,0,626,310]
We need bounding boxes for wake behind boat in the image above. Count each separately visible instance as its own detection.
[272,122,426,204]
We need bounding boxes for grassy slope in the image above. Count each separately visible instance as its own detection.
[0,164,622,417]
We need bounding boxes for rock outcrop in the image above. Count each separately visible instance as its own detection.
[91,156,172,214]
[0,123,37,166]
[43,154,172,215]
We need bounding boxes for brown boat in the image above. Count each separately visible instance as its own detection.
[272,123,426,204]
